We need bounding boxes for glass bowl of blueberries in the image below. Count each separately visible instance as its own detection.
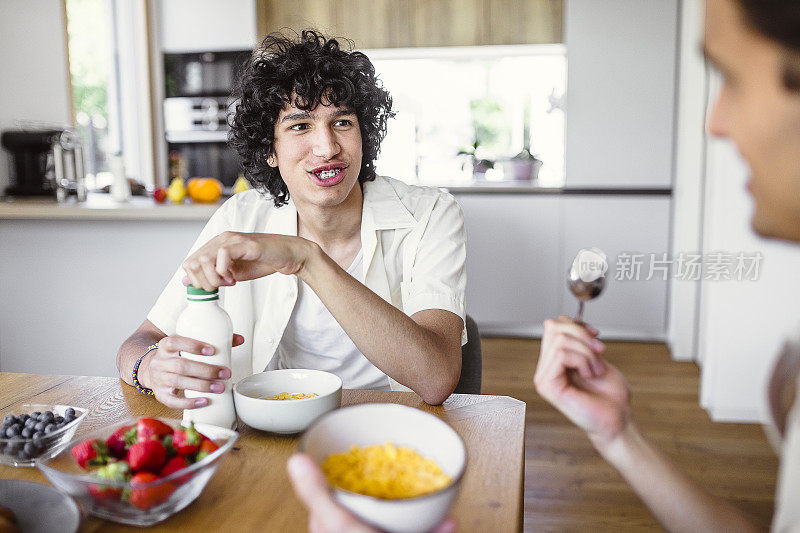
[0,404,88,467]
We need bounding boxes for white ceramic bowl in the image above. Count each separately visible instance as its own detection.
[299,403,467,533]
[233,369,342,434]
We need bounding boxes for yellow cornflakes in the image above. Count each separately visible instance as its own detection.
[264,392,318,400]
[322,442,451,499]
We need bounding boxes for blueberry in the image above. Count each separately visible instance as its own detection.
[64,414,75,423]
[32,431,42,441]
[20,427,32,439]
[31,411,41,418]
[18,414,29,424]
[44,424,56,434]
[6,442,18,453]
[34,421,45,432]
[5,426,20,438]
[42,411,54,421]
[2,415,15,426]
[65,408,75,417]
[55,416,64,424]
[24,418,36,429]
[17,449,30,460]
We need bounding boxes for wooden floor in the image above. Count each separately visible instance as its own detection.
[479,337,779,532]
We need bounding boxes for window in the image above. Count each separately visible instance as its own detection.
[66,0,156,189]
[367,45,566,187]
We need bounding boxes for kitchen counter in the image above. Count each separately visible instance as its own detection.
[0,185,671,221]
[0,193,219,221]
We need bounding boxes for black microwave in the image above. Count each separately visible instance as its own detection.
[164,50,252,98]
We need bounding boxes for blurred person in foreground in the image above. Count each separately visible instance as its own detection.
[535,0,800,531]
[288,0,800,530]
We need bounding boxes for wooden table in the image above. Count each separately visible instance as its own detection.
[0,373,525,532]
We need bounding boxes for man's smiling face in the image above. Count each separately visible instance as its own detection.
[705,0,800,242]
[269,96,363,210]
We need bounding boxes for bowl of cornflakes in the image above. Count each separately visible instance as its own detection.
[233,369,342,434]
[299,403,467,533]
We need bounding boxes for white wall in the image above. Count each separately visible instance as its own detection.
[668,0,707,362]
[0,1,73,194]
[159,0,257,52]
[565,0,678,188]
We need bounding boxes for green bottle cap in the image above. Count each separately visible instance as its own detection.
[186,285,219,301]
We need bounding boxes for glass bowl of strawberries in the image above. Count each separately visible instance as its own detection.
[35,417,238,526]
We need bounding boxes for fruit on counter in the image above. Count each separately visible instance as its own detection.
[152,186,168,203]
[195,436,219,461]
[167,177,187,204]
[160,456,192,485]
[187,177,223,204]
[129,472,176,510]
[0,408,80,462]
[74,417,222,509]
[233,174,250,194]
[71,438,109,469]
[88,461,131,501]
[135,418,173,442]
[127,439,167,472]
[105,424,135,459]
[172,423,201,457]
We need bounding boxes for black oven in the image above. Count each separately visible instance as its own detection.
[163,51,251,187]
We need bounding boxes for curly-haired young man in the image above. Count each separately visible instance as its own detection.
[116,31,467,408]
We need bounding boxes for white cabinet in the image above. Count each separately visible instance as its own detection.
[457,194,562,336]
[456,193,671,339]
[564,0,678,188]
[559,196,671,338]
[158,0,257,52]
[0,219,206,377]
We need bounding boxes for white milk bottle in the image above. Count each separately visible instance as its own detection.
[175,285,237,429]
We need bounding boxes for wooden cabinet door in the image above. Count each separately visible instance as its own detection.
[256,0,562,48]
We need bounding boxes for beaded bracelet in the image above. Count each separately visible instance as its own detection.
[132,344,159,396]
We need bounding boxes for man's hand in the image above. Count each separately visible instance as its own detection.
[533,316,632,448]
[287,454,456,533]
[181,231,316,291]
[141,333,244,409]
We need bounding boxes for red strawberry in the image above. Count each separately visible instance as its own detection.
[136,418,173,442]
[172,423,201,457]
[88,461,130,502]
[105,425,134,459]
[160,456,192,485]
[195,437,219,461]
[129,472,175,510]
[127,439,167,472]
[71,439,109,469]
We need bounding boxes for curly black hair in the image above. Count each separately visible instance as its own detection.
[228,30,394,207]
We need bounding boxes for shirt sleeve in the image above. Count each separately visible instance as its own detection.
[146,204,233,335]
[402,192,467,344]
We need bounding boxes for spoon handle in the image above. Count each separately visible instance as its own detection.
[576,301,585,323]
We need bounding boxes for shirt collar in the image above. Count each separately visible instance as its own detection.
[362,175,417,230]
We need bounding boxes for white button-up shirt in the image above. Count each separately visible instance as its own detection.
[147,175,467,390]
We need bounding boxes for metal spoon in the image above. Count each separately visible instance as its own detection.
[567,248,608,324]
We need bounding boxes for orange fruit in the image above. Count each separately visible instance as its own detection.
[187,178,223,203]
